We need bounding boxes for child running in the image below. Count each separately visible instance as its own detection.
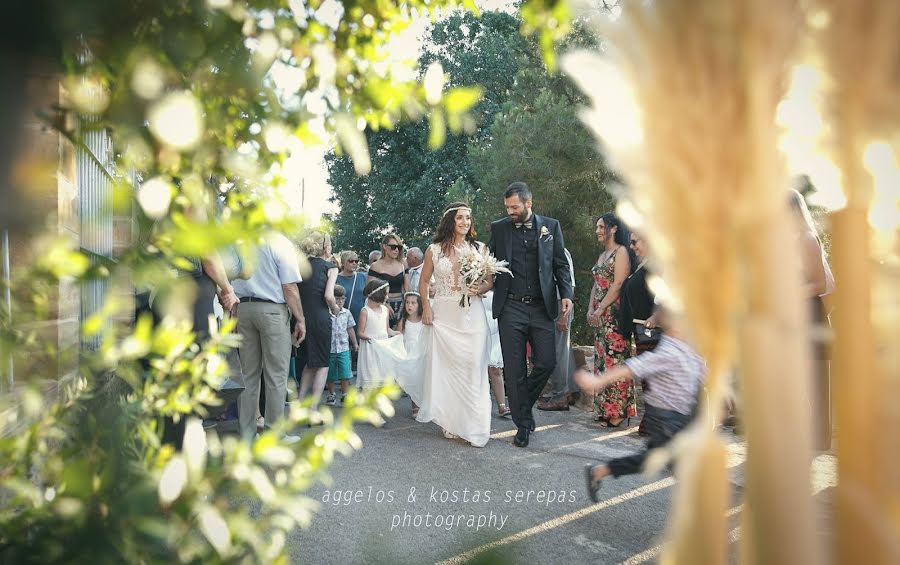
[574,307,706,502]
[325,285,358,405]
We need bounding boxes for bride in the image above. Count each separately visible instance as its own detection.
[415,202,493,447]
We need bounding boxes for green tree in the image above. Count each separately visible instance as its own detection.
[327,10,542,253]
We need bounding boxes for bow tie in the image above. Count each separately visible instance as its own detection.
[514,219,533,230]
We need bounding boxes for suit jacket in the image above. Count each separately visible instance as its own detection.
[488,214,574,320]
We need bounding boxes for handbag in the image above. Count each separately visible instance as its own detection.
[633,319,662,345]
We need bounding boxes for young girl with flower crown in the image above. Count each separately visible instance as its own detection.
[356,278,399,389]
[397,292,425,417]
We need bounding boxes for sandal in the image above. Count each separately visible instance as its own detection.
[585,464,604,503]
[411,407,419,419]
[497,403,511,418]
[598,417,630,428]
[442,429,459,440]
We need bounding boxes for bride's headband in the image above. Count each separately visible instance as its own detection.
[366,282,390,297]
[442,205,472,218]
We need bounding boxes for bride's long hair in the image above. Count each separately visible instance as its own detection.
[432,201,478,256]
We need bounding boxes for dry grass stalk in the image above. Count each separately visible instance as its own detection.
[564,0,821,563]
[813,1,900,563]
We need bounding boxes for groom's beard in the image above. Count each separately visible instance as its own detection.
[509,210,531,223]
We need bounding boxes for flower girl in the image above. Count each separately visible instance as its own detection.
[356,278,399,389]
[397,292,425,417]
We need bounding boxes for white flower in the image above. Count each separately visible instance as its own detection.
[455,245,512,308]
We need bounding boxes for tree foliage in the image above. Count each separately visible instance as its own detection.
[2,0,500,562]
[326,10,542,253]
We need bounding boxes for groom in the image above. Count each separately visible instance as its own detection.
[489,182,574,447]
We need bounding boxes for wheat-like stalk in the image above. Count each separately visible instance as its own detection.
[564,1,823,563]
[813,1,900,563]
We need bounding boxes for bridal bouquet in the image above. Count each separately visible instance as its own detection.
[457,245,512,308]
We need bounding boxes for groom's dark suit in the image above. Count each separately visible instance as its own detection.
[489,214,574,434]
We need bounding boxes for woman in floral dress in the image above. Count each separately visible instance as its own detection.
[587,213,637,427]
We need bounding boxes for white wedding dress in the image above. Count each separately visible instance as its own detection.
[360,244,491,446]
[412,243,492,447]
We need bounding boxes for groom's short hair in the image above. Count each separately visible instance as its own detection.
[504,182,532,202]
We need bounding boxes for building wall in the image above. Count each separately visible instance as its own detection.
[5,68,123,385]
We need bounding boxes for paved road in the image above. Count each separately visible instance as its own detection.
[275,397,835,565]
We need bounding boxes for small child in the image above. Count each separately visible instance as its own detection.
[397,292,424,417]
[356,278,399,389]
[574,308,706,502]
[325,285,358,405]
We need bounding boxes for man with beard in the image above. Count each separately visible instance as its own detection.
[488,182,574,447]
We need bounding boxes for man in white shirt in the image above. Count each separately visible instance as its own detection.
[405,246,424,292]
[231,233,305,441]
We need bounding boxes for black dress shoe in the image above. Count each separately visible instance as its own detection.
[513,427,530,448]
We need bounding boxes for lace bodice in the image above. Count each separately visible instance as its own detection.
[429,242,485,300]
[430,243,460,299]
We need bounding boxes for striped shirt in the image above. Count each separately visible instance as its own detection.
[624,335,706,416]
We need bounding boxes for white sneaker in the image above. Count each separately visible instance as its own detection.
[282,434,302,445]
[325,393,337,406]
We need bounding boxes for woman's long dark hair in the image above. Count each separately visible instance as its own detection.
[433,201,478,255]
[600,212,637,274]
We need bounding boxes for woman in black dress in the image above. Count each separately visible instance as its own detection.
[618,231,659,436]
[296,232,340,412]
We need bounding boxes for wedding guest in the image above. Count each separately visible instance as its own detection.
[356,278,399,389]
[325,285,358,405]
[789,188,835,450]
[367,250,382,269]
[232,232,305,442]
[295,232,340,415]
[336,250,367,324]
[405,246,424,293]
[577,308,706,502]
[539,248,578,411]
[618,231,659,435]
[367,234,406,327]
[588,213,637,428]
[397,291,425,417]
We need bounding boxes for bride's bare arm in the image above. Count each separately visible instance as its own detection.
[421,247,435,325]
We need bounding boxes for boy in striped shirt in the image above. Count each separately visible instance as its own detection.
[575,308,706,502]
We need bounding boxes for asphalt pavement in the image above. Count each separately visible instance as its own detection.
[279,398,837,565]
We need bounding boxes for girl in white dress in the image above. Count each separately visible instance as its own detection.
[356,278,399,389]
[483,290,511,418]
[416,202,493,447]
[397,292,425,417]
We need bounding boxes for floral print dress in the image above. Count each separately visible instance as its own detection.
[591,248,638,422]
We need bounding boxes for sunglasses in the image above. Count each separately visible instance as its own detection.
[386,244,402,251]
[630,240,639,245]
[346,259,359,263]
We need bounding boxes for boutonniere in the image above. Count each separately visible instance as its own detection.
[540,226,553,241]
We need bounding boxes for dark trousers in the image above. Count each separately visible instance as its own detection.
[608,404,692,477]
[498,300,557,431]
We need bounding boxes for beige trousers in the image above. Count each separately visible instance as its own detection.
[236,302,291,440]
